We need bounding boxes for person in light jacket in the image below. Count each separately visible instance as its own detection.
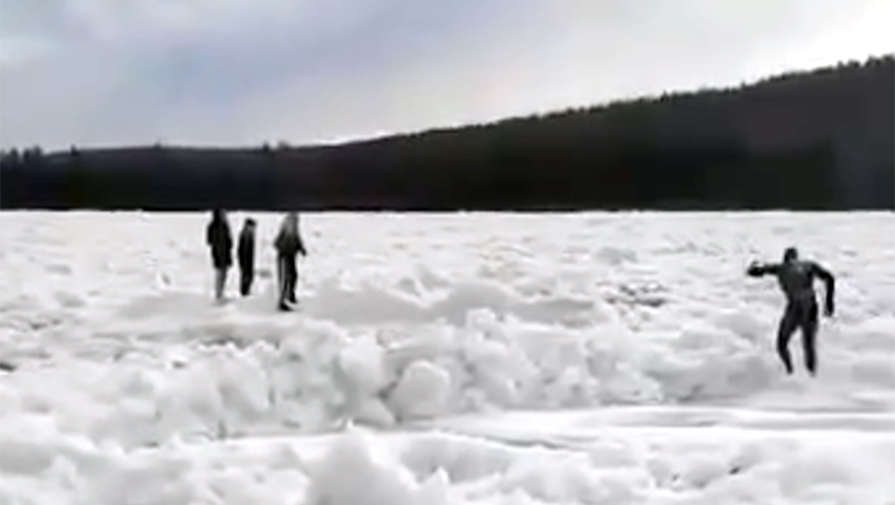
[274,212,307,310]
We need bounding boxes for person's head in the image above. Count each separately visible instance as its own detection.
[244,218,256,230]
[783,247,798,263]
[212,209,226,221]
[281,212,299,234]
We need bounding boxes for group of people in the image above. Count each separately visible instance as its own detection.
[206,210,307,311]
[206,209,837,376]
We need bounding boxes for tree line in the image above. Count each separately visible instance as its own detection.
[1,55,892,211]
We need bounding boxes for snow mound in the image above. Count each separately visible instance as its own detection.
[304,426,450,505]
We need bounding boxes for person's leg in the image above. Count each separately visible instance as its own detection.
[222,266,229,299]
[777,305,799,374]
[286,256,297,303]
[277,256,290,310]
[801,301,819,375]
[214,268,225,301]
[239,266,252,296]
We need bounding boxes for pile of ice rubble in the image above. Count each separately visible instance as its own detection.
[5,303,867,448]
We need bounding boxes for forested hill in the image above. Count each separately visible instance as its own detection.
[2,55,892,211]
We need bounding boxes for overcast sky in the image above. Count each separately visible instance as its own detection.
[1,0,892,151]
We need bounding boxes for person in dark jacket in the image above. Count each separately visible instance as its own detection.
[747,247,835,376]
[206,209,233,302]
[274,212,307,311]
[238,218,257,296]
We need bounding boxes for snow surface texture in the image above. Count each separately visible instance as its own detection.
[1,211,894,504]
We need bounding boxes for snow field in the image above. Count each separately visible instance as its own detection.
[1,211,894,504]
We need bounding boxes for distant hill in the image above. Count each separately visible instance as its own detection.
[2,55,892,211]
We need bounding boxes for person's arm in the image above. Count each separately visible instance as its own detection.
[297,233,307,256]
[746,261,780,277]
[274,230,285,252]
[812,262,835,316]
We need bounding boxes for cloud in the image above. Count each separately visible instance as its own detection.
[0,0,892,150]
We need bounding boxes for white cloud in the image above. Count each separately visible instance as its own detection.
[0,0,891,150]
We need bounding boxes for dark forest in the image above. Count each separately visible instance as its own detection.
[2,55,892,211]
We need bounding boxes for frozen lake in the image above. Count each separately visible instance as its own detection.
[1,211,894,504]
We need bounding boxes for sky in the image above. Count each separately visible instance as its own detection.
[0,0,892,151]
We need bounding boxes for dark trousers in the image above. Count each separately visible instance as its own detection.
[239,265,254,296]
[777,297,819,375]
[213,267,228,301]
[278,254,297,305]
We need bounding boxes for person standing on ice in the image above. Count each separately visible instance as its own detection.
[274,212,307,311]
[746,247,835,376]
[206,209,233,302]
[238,218,257,296]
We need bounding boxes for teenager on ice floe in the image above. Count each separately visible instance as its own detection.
[747,247,835,376]
[274,212,307,311]
[238,218,257,296]
[206,209,233,302]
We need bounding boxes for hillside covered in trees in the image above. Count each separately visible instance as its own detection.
[1,55,893,211]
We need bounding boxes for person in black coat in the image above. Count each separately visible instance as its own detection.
[206,209,233,301]
[238,218,257,296]
[274,212,307,310]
